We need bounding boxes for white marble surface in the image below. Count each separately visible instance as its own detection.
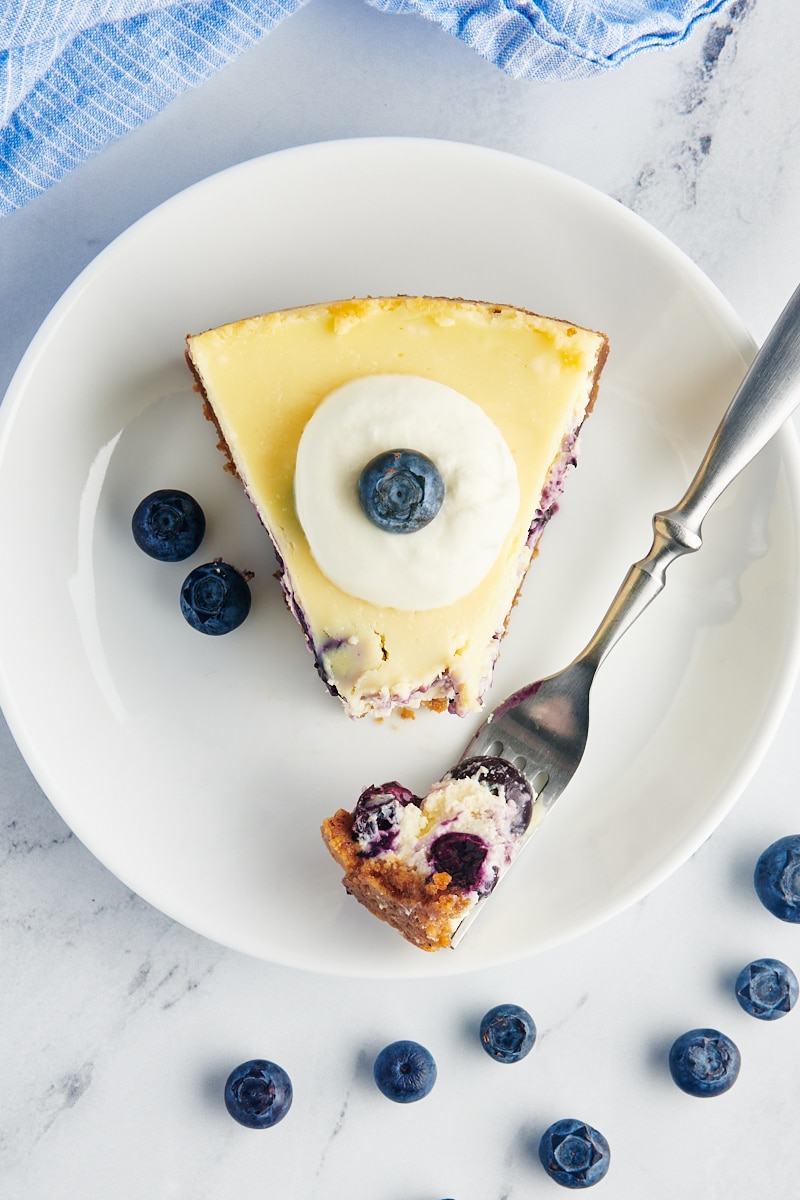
[2,1,800,1196]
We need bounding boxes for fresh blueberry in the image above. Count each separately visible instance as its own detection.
[668,1028,740,1097]
[754,834,800,921]
[373,1040,437,1103]
[735,957,798,1020]
[428,831,489,892]
[538,1118,610,1189]
[180,561,251,635]
[358,449,445,533]
[479,1003,537,1063]
[448,756,533,835]
[132,489,205,561]
[224,1059,292,1129]
[352,782,421,856]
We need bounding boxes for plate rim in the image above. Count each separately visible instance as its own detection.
[2,135,800,978]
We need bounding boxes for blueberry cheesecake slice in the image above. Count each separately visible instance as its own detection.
[321,756,537,950]
[186,295,608,719]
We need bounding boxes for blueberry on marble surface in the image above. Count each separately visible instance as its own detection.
[224,1059,293,1128]
[358,448,445,533]
[479,1003,537,1063]
[538,1118,610,1188]
[352,782,421,856]
[448,756,533,835]
[668,1028,740,1097]
[373,1040,437,1103]
[735,957,798,1020]
[132,489,205,561]
[180,561,251,635]
[754,834,800,921]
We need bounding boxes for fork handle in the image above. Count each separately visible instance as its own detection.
[580,281,800,669]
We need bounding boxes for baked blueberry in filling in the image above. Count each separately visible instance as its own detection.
[349,755,533,896]
[447,756,533,835]
[428,831,489,891]
[352,782,421,856]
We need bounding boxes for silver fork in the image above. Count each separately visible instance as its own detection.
[450,282,800,947]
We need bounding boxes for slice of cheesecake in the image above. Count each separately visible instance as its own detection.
[185,295,608,719]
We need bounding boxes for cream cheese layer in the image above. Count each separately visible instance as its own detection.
[186,295,608,717]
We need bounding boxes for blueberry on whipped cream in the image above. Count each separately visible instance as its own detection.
[295,373,520,611]
[358,448,445,533]
[321,755,536,951]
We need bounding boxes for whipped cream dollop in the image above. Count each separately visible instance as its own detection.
[294,375,520,610]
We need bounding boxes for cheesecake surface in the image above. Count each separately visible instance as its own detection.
[185,295,608,718]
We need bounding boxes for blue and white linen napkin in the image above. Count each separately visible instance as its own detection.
[1,0,727,216]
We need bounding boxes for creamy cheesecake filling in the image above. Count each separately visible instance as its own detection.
[186,295,609,719]
[388,776,522,887]
[294,374,520,610]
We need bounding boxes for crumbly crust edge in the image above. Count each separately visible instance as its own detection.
[320,809,474,952]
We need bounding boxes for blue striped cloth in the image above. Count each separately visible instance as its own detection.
[1,0,727,217]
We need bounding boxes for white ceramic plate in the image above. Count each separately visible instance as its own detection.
[1,138,799,979]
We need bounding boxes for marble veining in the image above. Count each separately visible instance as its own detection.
[313,1074,356,1178]
[622,0,753,216]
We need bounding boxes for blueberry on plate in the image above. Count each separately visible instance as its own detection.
[132,489,205,561]
[538,1118,610,1188]
[180,561,251,635]
[668,1028,740,1097]
[224,1059,292,1128]
[479,1003,537,1063]
[358,448,445,533]
[754,834,800,921]
[373,1039,437,1103]
[735,957,799,1020]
